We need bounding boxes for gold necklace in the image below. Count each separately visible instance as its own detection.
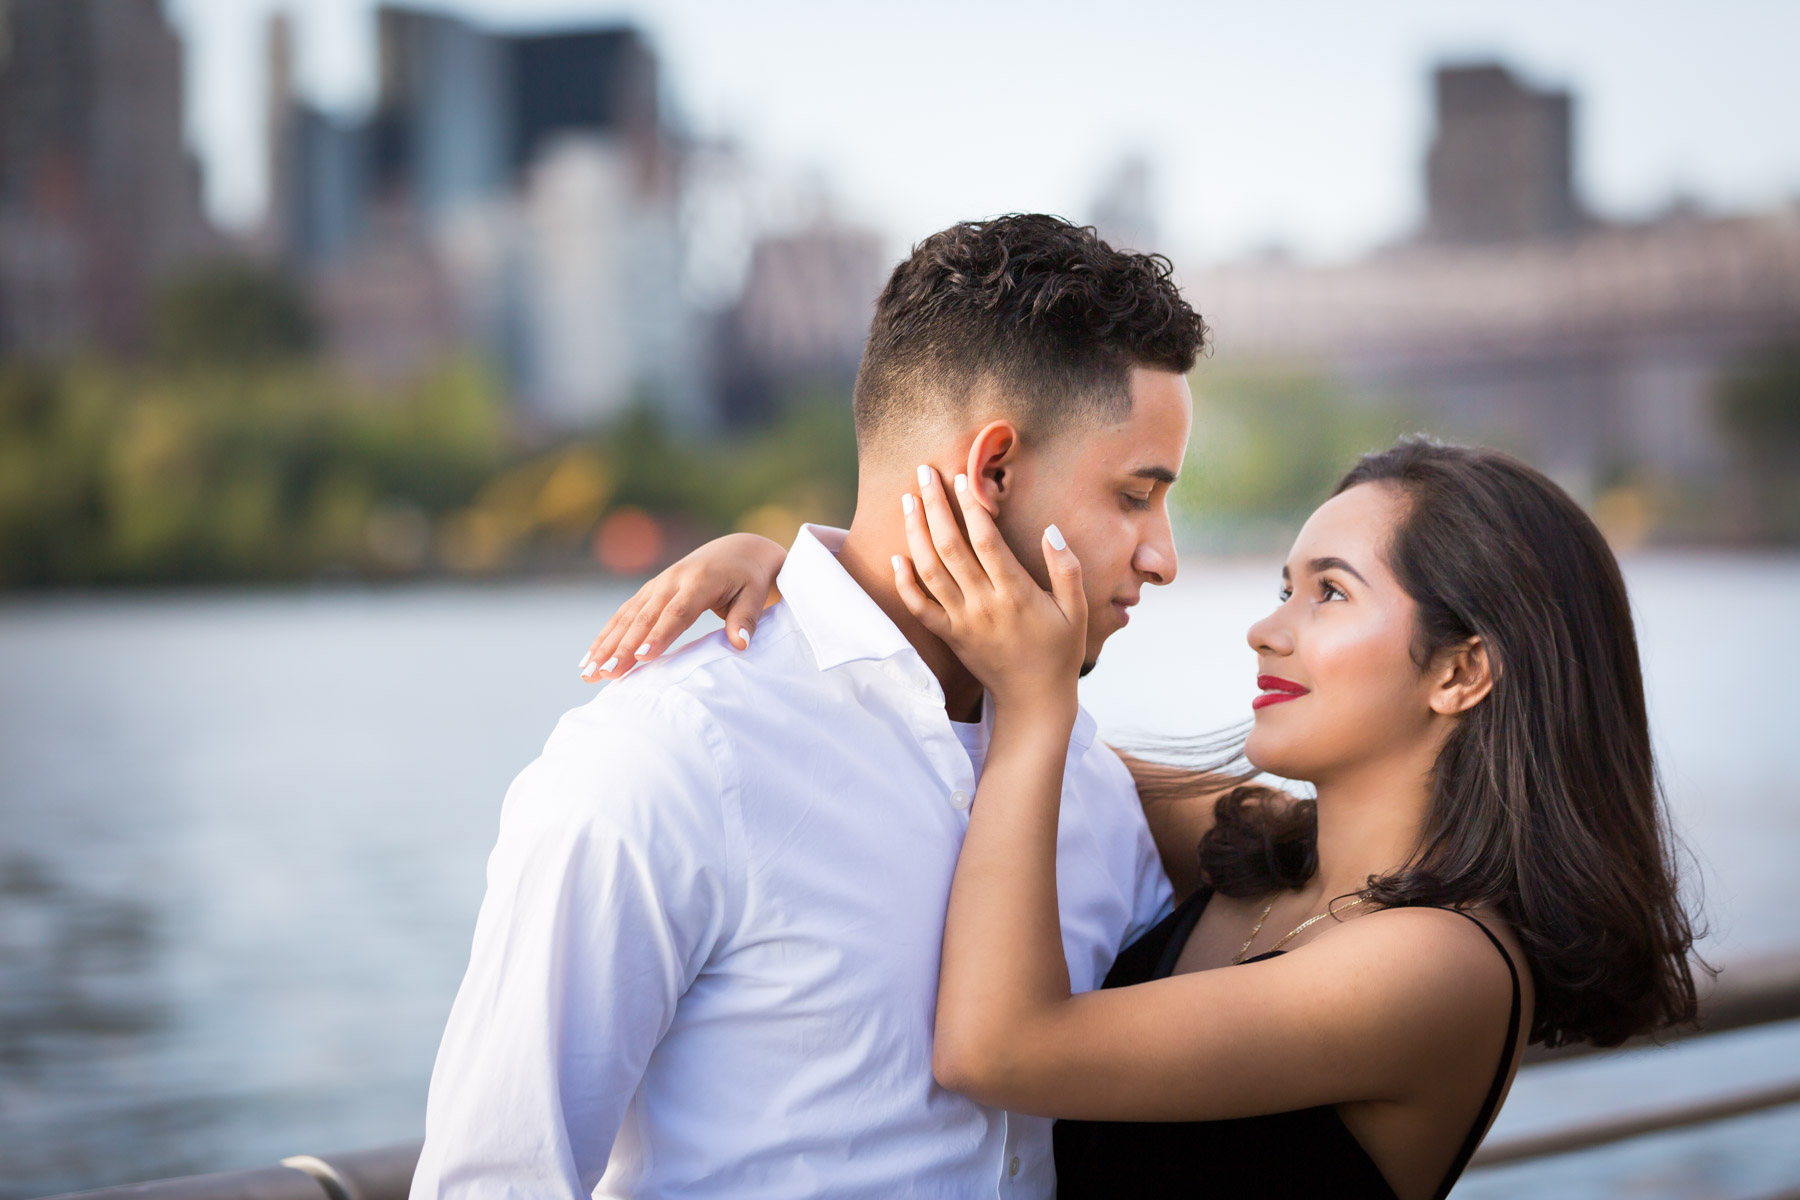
[1233,895,1370,965]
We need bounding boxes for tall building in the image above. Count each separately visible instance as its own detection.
[1422,63,1585,245]
[271,5,701,428]
[714,221,889,426]
[0,0,214,355]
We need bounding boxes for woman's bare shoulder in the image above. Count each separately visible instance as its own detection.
[1303,905,1531,1040]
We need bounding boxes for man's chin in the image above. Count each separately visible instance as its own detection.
[1079,635,1108,678]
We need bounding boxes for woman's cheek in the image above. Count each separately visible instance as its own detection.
[1311,612,1405,692]
[1309,619,1424,753]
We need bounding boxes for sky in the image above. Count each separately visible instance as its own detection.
[167,0,1800,264]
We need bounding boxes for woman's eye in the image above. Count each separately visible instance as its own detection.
[1320,579,1347,601]
[1278,585,1293,602]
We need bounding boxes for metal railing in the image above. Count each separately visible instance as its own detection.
[1470,946,1800,1167]
[39,948,1800,1200]
[37,1147,422,1200]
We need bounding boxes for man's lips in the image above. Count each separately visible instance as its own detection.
[1110,597,1138,625]
[1252,674,1310,711]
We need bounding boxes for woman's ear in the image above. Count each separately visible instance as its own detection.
[964,420,1020,515]
[1430,637,1495,716]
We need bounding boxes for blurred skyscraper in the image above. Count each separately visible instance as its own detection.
[1423,63,1585,245]
[0,0,215,356]
[713,220,888,426]
[268,5,702,429]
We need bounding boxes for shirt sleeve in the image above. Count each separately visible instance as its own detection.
[410,690,738,1200]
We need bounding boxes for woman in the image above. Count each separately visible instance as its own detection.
[578,438,1700,1199]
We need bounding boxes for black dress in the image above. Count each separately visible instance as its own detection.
[1053,888,1523,1200]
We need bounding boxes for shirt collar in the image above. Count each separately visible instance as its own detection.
[777,524,916,672]
[778,523,1100,755]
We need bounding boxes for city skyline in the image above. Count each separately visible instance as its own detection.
[168,0,1800,263]
[5,1,1793,493]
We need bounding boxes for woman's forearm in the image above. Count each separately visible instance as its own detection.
[933,700,1077,1094]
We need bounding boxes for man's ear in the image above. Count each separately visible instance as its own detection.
[964,420,1021,516]
[1429,637,1495,717]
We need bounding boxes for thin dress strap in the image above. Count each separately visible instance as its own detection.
[1424,907,1524,1200]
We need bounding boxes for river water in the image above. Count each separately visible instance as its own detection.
[2,555,1797,1197]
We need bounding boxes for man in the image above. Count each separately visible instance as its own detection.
[412,214,1208,1198]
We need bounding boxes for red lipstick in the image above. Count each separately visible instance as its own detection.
[1252,674,1309,711]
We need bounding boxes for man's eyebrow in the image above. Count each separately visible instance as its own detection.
[1130,466,1178,485]
[1309,556,1370,586]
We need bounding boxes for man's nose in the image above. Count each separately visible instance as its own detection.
[1133,521,1178,585]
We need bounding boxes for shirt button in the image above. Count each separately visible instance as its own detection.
[951,789,970,810]
[1009,1156,1021,1178]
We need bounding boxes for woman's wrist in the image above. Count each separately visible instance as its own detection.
[751,532,788,566]
[989,691,1079,743]
[989,670,1078,716]
[716,531,784,569]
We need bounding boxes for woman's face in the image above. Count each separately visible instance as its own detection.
[1242,482,1444,783]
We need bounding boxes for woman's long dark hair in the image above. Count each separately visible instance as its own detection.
[1153,437,1702,1048]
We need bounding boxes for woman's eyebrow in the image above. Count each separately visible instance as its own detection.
[1309,555,1370,586]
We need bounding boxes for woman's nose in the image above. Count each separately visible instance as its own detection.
[1247,609,1295,656]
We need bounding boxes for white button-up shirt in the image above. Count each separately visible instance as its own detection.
[412,525,1171,1200]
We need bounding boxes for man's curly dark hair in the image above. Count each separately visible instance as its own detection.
[852,214,1207,453]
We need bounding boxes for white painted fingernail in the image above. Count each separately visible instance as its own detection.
[635,642,652,658]
[582,662,599,679]
[902,493,915,515]
[891,554,905,572]
[954,473,967,494]
[917,464,932,488]
[600,656,619,672]
[1045,524,1066,551]
[736,627,752,648]
[579,652,594,671]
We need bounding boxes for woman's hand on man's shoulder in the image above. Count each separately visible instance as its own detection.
[579,532,787,682]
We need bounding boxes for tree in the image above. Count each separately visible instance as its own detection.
[1716,347,1800,541]
[150,261,317,369]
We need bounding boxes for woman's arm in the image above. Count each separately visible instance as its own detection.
[899,469,1521,1125]
[579,532,786,680]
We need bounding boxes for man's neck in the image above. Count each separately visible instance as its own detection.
[838,504,984,723]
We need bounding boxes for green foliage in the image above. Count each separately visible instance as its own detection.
[603,390,858,529]
[1715,347,1800,540]
[0,357,509,587]
[0,358,864,588]
[1718,349,1800,463]
[150,260,318,368]
[429,392,861,574]
[1174,368,1421,548]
